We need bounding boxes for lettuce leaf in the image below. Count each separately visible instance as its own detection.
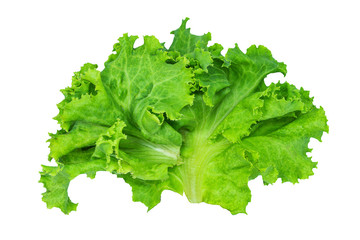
[40,18,328,214]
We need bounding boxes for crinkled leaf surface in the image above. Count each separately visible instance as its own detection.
[41,33,194,213]
[41,18,328,214]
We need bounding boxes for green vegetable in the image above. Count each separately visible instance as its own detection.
[40,18,328,214]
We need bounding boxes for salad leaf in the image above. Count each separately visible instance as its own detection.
[40,18,328,214]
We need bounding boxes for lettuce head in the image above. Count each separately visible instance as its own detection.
[40,18,328,214]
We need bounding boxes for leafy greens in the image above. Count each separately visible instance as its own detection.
[40,18,328,214]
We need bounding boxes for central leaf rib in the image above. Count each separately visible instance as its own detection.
[180,130,230,202]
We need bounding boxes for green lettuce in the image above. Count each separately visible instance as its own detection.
[40,18,328,214]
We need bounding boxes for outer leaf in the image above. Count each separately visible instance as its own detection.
[91,119,181,180]
[201,145,256,214]
[213,82,313,143]
[169,17,211,56]
[242,107,329,184]
[102,34,194,125]
[49,122,108,160]
[121,167,183,210]
[54,64,119,131]
[100,34,193,161]
[99,34,195,178]
[39,148,117,214]
[207,44,287,132]
[167,43,325,214]
[211,91,263,142]
[169,18,213,73]
[47,34,195,181]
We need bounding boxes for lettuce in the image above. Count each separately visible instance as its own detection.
[40,18,328,214]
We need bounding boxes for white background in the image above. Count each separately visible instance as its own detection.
[1,0,359,239]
